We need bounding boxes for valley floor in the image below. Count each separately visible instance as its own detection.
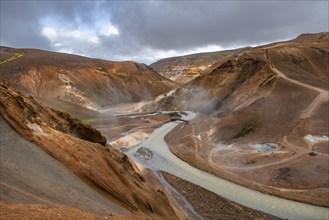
[166,116,329,208]
[85,106,328,218]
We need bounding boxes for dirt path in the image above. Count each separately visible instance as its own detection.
[208,130,328,171]
[196,129,306,171]
[197,126,309,170]
[267,51,328,120]
[208,138,304,171]
[206,52,329,171]
[267,50,328,156]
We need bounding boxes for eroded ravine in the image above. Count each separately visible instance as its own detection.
[126,112,329,220]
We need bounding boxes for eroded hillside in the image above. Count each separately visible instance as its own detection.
[0,47,177,110]
[148,32,329,206]
[150,50,236,84]
[0,78,179,219]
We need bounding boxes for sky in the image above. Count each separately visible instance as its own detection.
[1,1,328,64]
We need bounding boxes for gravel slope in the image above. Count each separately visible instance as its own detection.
[0,115,128,216]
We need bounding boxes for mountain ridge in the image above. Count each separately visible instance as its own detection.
[0,47,178,110]
[150,49,238,84]
[155,32,329,207]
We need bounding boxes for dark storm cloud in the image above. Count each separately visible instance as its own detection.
[0,1,108,47]
[110,1,328,50]
[1,1,328,63]
[0,1,50,48]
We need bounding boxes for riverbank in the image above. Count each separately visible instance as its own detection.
[126,111,329,219]
[165,117,329,208]
[161,172,280,220]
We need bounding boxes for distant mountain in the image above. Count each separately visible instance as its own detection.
[0,47,177,110]
[150,49,237,84]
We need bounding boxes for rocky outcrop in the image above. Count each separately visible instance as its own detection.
[0,79,106,145]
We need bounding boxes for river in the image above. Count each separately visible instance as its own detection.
[125,111,329,219]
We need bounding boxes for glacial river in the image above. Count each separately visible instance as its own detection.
[126,112,329,219]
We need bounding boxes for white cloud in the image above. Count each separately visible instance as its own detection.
[41,23,262,64]
[65,29,82,38]
[54,42,62,47]
[87,35,100,44]
[41,25,101,54]
[58,48,73,54]
[112,44,241,64]
[61,29,100,44]
[41,27,57,41]
[100,24,120,36]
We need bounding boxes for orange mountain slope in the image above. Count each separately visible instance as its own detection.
[0,47,177,110]
[150,49,236,85]
[0,78,179,219]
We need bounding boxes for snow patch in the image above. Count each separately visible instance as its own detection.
[27,123,48,136]
[304,135,329,145]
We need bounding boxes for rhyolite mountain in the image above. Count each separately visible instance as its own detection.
[0,47,177,110]
[146,32,329,206]
[1,32,328,219]
[150,49,237,84]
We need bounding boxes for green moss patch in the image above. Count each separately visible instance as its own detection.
[0,53,23,65]
[80,116,96,123]
[234,124,257,138]
[95,66,106,72]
